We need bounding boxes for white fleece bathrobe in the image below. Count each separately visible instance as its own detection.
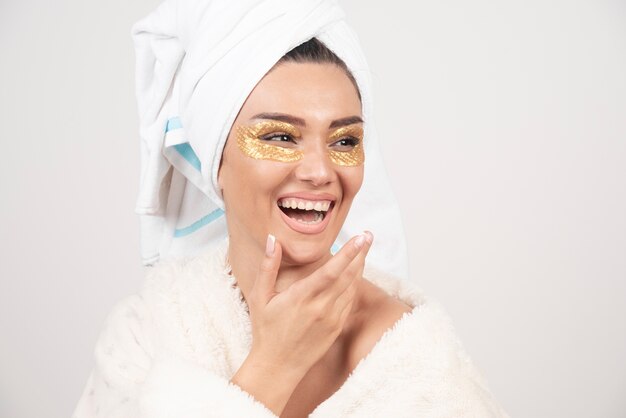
[73,238,510,418]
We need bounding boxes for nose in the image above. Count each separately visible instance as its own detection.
[294,143,336,187]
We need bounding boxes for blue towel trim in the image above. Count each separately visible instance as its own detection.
[165,117,183,132]
[164,117,202,171]
[173,143,202,171]
[174,208,225,238]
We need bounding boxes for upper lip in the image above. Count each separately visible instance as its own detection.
[276,192,337,202]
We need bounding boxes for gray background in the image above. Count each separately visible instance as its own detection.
[1,1,625,417]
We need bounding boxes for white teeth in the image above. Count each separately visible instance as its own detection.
[278,198,332,213]
[293,211,323,225]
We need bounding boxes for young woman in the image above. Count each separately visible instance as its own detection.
[74,1,510,417]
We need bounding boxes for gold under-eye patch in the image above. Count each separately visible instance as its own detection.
[328,125,365,167]
[236,121,304,163]
[235,120,365,166]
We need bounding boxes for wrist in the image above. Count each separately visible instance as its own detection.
[244,349,308,385]
[230,353,306,416]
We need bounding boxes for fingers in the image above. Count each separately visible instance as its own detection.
[251,234,282,305]
[331,233,373,326]
[319,232,370,281]
[307,231,374,298]
[337,287,357,326]
[351,231,373,284]
[334,275,359,317]
[252,231,373,309]
[334,231,373,294]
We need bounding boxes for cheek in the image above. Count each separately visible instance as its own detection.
[222,149,291,209]
[338,166,364,201]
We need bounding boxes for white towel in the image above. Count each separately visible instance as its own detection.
[131,0,410,281]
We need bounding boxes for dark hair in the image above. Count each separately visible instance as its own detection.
[273,37,362,102]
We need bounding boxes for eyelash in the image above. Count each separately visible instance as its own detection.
[334,137,360,148]
[259,133,361,148]
[260,133,295,143]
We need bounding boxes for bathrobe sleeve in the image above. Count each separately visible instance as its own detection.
[72,294,278,418]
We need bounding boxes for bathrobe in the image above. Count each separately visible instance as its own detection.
[73,238,510,417]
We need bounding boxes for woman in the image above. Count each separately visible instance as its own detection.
[219,47,417,416]
[74,1,510,417]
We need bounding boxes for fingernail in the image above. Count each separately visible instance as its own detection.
[363,230,373,245]
[354,234,365,249]
[266,234,275,256]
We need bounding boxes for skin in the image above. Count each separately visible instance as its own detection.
[218,62,412,417]
[218,61,365,294]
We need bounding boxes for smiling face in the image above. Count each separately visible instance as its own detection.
[218,61,364,266]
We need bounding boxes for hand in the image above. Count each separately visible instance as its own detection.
[246,232,374,377]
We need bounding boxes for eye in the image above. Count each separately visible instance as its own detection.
[331,137,360,151]
[260,132,296,144]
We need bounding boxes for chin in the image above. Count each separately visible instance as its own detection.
[278,235,334,267]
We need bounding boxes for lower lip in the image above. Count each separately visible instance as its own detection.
[278,204,334,234]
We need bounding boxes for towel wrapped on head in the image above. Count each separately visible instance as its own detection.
[131,0,409,281]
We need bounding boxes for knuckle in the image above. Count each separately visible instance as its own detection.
[342,267,357,283]
[317,299,330,318]
[317,266,335,282]
[311,299,331,322]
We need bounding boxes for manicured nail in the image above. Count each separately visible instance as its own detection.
[363,230,373,245]
[354,234,366,249]
[265,234,275,256]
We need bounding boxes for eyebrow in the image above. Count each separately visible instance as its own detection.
[250,112,364,129]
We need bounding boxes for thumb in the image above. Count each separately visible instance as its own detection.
[252,234,282,305]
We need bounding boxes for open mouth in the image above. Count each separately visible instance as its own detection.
[277,198,335,225]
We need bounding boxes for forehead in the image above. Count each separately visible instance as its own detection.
[238,62,362,126]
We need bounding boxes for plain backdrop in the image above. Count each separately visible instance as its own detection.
[1,1,625,417]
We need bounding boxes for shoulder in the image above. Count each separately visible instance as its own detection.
[357,264,422,336]
[93,242,229,366]
[342,269,510,416]
[131,235,239,313]
[346,281,414,368]
[362,281,413,331]
[348,267,459,370]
